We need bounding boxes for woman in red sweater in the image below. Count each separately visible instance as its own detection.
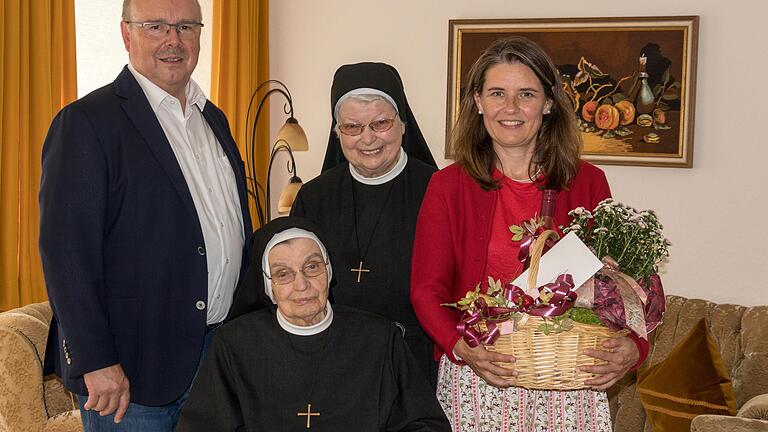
[411,37,647,431]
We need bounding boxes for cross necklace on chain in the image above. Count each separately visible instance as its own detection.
[288,327,332,429]
[350,173,397,283]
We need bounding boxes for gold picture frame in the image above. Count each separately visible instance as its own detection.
[446,16,699,167]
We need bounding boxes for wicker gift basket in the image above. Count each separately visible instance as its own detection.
[484,316,627,390]
[473,230,628,390]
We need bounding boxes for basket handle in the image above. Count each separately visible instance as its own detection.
[527,229,560,291]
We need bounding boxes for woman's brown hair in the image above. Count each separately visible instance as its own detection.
[450,36,581,191]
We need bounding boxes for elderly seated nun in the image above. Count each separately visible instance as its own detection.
[176,217,450,432]
[291,62,439,386]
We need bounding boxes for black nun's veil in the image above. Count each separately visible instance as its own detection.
[226,216,337,321]
[320,62,437,172]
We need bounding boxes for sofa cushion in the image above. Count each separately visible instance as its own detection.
[43,409,83,432]
[637,318,737,431]
[0,313,49,429]
[737,394,768,421]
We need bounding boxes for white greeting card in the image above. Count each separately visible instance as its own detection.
[511,232,603,295]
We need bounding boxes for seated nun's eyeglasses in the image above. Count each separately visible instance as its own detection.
[336,117,397,136]
[124,21,204,40]
[264,260,328,285]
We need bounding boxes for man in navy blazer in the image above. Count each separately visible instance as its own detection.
[38,0,252,429]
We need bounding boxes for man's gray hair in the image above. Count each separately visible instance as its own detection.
[122,0,203,21]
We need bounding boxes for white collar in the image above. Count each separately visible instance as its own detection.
[349,148,407,185]
[276,301,334,336]
[127,63,207,113]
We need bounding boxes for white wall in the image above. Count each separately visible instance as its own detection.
[75,0,213,97]
[270,1,768,306]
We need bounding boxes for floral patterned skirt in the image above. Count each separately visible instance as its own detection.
[437,356,612,432]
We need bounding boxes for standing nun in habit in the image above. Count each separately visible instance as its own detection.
[176,217,450,432]
[290,62,439,386]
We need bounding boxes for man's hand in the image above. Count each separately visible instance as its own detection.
[453,338,517,388]
[83,364,131,423]
[581,336,639,390]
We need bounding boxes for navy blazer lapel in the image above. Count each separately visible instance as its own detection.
[114,67,199,217]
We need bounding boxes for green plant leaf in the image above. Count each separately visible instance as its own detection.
[487,277,502,296]
[537,322,553,335]
[559,318,574,332]
[509,224,525,241]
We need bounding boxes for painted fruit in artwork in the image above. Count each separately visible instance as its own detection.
[653,108,667,124]
[595,104,621,130]
[616,100,636,126]
[637,114,654,127]
[581,101,599,122]
[643,132,660,143]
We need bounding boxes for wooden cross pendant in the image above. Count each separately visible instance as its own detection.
[350,260,370,283]
[297,402,320,429]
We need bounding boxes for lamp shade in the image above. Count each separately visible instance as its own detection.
[277,176,303,214]
[276,118,309,151]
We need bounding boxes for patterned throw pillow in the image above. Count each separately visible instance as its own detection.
[637,318,737,431]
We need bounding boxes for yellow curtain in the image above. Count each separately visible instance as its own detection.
[211,0,270,228]
[0,0,77,311]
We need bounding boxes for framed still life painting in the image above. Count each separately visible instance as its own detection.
[446,16,699,167]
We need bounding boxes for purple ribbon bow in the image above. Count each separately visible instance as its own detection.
[528,274,578,317]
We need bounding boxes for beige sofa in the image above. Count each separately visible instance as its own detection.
[609,295,768,431]
[0,302,82,432]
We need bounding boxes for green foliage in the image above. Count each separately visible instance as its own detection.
[535,314,576,335]
[567,307,605,325]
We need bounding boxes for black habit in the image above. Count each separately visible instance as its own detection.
[291,159,436,384]
[293,62,439,385]
[176,304,450,431]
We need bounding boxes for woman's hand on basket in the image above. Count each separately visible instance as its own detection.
[580,336,639,390]
[453,338,517,388]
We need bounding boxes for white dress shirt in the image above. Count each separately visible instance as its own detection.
[128,64,244,324]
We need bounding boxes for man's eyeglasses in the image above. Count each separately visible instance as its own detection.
[265,260,328,285]
[336,117,397,136]
[125,21,204,40]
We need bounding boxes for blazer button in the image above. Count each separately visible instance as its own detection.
[196,300,206,310]
[198,246,206,255]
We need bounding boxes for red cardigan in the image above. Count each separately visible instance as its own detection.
[411,161,648,365]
